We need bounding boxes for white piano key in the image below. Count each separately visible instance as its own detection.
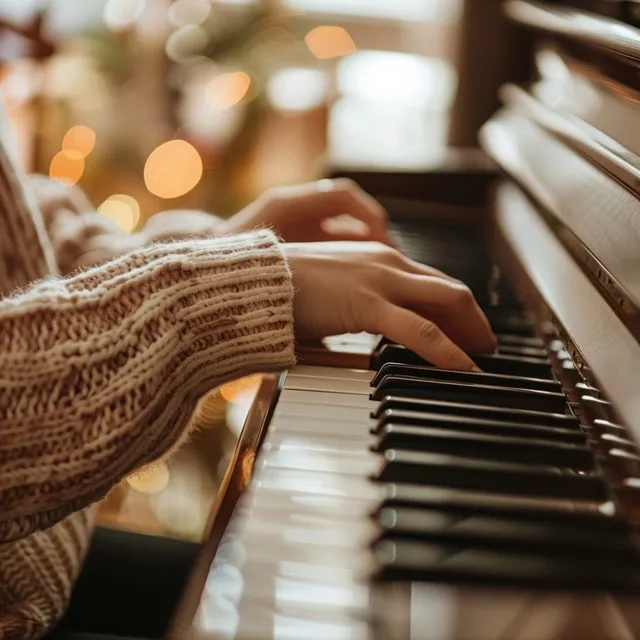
[284,375,372,395]
[234,593,371,635]
[242,489,379,520]
[237,511,377,547]
[264,435,373,455]
[239,530,375,572]
[260,446,379,476]
[289,365,375,383]
[196,586,372,640]
[278,389,375,409]
[254,468,382,502]
[278,389,375,408]
[269,416,374,446]
[273,403,370,422]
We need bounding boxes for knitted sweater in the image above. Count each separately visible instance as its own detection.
[0,143,296,634]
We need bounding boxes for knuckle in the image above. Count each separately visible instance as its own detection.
[375,243,401,261]
[451,283,475,308]
[417,320,440,342]
[334,177,358,192]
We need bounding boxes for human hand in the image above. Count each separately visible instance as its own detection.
[284,242,496,371]
[221,179,393,244]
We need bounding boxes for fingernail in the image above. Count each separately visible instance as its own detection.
[472,366,483,373]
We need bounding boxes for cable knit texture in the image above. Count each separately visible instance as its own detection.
[0,121,295,636]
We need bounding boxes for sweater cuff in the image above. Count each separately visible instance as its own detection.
[173,230,296,390]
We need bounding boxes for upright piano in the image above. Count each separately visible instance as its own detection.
[170,1,640,638]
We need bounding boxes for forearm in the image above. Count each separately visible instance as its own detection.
[0,230,295,541]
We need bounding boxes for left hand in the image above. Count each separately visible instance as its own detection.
[219,179,393,244]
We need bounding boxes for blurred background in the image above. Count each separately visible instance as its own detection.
[0,0,463,542]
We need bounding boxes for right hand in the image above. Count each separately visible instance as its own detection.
[284,242,496,371]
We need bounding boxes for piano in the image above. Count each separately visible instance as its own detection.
[169,2,640,638]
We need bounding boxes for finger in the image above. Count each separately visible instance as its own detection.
[364,242,460,282]
[310,179,391,241]
[383,271,496,353]
[320,215,395,244]
[395,254,460,283]
[374,301,479,371]
[323,227,395,245]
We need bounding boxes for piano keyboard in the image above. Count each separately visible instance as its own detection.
[196,307,640,640]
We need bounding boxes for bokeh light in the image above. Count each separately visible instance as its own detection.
[168,0,211,27]
[62,126,96,158]
[267,68,328,112]
[103,0,147,31]
[98,194,141,233]
[220,375,262,402]
[127,461,170,494]
[144,140,203,199]
[165,25,208,62]
[305,26,356,60]
[49,150,84,185]
[207,72,252,110]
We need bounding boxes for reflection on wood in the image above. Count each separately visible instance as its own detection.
[96,376,264,541]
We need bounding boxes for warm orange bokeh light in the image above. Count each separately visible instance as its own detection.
[98,194,140,233]
[49,150,84,185]
[207,71,251,110]
[127,461,170,494]
[305,26,356,60]
[220,375,263,402]
[144,139,203,199]
[62,125,96,158]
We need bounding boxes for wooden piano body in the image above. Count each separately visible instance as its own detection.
[169,2,640,638]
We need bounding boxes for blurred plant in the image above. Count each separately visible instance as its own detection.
[77,0,326,216]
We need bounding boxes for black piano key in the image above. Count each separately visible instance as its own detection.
[375,424,594,468]
[376,507,636,558]
[484,309,537,336]
[374,344,553,379]
[376,449,609,500]
[374,409,586,443]
[372,375,567,413]
[497,344,548,358]
[382,483,624,527]
[496,334,544,348]
[374,540,640,591]
[473,353,553,378]
[374,396,579,429]
[374,335,548,363]
[371,362,561,392]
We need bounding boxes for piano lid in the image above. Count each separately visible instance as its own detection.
[543,1,640,26]
[506,1,640,63]
[481,0,640,456]
[482,1,640,342]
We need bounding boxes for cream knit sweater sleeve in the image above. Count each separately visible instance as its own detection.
[0,230,295,543]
